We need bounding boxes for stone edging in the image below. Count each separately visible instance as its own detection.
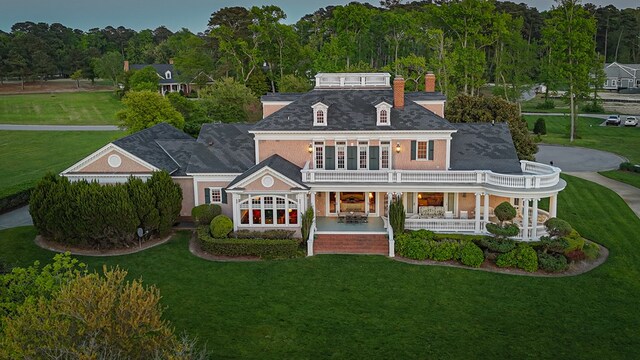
[393,243,608,277]
[188,232,261,262]
[34,233,174,257]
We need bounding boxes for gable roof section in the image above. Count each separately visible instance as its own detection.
[252,89,454,132]
[130,64,180,84]
[604,62,640,78]
[61,142,159,174]
[186,123,255,174]
[449,122,522,174]
[113,123,195,174]
[227,154,307,190]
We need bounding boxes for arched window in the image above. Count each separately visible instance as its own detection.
[238,195,299,226]
[379,109,388,124]
[316,110,325,124]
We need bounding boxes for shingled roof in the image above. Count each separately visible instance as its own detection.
[449,122,522,174]
[130,64,180,84]
[185,123,255,174]
[227,154,307,189]
[113,123,195,174]
[253,89,455,132]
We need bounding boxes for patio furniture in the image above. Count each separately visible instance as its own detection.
[444,211,453,219]
[345,212,367,224]
[460,210,468,219]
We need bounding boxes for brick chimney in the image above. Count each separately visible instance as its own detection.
[123,60,129,72]
[425,72,436,92]
[169,58,174,65]
[393,76,405,110]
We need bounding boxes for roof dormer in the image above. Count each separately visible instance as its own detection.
[375,101,392,126]
[165,70,172,80]
[312,102,328,126]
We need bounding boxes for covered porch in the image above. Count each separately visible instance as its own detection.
[315,216,386,234]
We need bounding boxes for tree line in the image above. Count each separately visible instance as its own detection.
[0,0,637,96]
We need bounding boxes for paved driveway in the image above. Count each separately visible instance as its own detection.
[0,206,32,230]
[535,144,626,172]
[0,124,120,131]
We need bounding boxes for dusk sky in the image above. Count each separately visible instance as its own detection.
[1,0,638,33]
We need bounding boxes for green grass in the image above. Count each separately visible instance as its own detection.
[521,97,571,113]
[525,115,640,163]
[1,174,639,358]
[600,170,640,189]
[0,131,123,198]
[0,92,123,125]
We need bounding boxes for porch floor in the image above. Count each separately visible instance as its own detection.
[316,216,386,234]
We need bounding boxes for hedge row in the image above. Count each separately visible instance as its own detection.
[0,188,32,214]
[30,172,182,249]
[197,227,300,259]
[395,231,484,268]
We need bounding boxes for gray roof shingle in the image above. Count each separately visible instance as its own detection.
[130,64,180,84]
[449,122,522,174]
[113,123,194,174]
[185,123,255,174]
[228,154,307,189]
[253,89,454,132]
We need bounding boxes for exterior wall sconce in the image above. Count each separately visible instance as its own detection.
[308,142,313,153]
[395,142,401,153]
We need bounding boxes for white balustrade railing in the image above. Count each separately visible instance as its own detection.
[405,219,477,232]
[301,160,561,189]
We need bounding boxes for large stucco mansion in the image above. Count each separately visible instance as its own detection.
[62,73,565,256]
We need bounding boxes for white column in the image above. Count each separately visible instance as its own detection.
[311,191,317,219]
[483,193,490,226]
[549,194,557,218]
[232,194,239,231]
[531,198,539,239]
[522,198,530,241]
[445,138,451,169]
[474,192,481,233]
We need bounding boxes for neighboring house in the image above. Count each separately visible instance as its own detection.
[62,72,565,256]
[124,59,192,95]
[603,62,640,90]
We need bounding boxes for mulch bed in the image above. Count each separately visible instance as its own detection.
[35,233,174,257]
[188,232,261,262]
[394,243,609,277]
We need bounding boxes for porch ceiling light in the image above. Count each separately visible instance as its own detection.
[395,142,401,153]
[308,142,313,153]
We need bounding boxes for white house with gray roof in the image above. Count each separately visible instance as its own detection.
[62,72,565,256]
[604,62,640,90]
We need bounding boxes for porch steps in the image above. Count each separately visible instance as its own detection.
[314,234,389,255]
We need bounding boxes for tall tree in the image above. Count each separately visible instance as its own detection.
[117,91,185,133]
[92,51,123,87]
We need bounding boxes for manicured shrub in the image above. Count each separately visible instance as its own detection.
[533,118,547,135]
[409,229,435,241]
[389,197,406,234]
[474,237,517,253]
[539,236,569,254]
[537,251,568,272]
[494,202,517,224]
[301,207,314,241]
[210,215,233,238]
[544,218,572,238]
[582,241,600,260]
[126,177,160,235]
[198,227,299,259]
[496,244,538,272]
[486,223,520,238]
[147,171,182,235]
[191,204,222,226]
[459,242,485,268]
[395,234,430,260]
[434,233,486,242]
[431,240,459,261]
[565,250,586,262]
[231,229,296,239]
[562,229,585,253]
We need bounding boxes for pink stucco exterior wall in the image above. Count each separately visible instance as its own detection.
[418,103,445,117]
[263,104,287,118]
[78,149,152,173]
[393,139,447,170]
[243,175,294,191]
[259,140,310,167]
[196,181,233,217]
[173,178,194,217]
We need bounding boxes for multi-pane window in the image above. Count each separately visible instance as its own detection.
[380,142,390,170]
[336,141,346,170]
[379,109,388,124]
[314,141,324,169]
[209,188,222,203]
[316,110,325,124]
[239,195,298,226]
[416,140,434,160]
[358,141,368,169]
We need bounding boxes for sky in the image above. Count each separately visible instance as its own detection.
[1,0,638,33]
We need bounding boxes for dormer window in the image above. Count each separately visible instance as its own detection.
[165,71,172,80]
[312,102,329,126]
[375,101,392,126]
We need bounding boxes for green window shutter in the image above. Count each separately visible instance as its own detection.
[221,189,227,204]
[347,146,357,170]
[325,146,335,170]
[428,140,434,161]
[369,146,379,170]
[204,188,211,204]
[410,141,417,161]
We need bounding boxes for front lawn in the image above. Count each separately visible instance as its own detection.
[525,115,640,163]
[1,174,639,358]
[0,92,122,125]
[0,130,123,199]
[599,170,640,189]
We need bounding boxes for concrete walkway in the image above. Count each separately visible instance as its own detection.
[566,172,640,219]
[0,124,120,131]
[0,206,32,230]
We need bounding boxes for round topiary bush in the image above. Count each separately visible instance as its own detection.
[544,218,572,238]
[191,204,222,226]
[459,242,485,268]
[210,215,233,238]
[494,202,517,224]
[486,223,520,238]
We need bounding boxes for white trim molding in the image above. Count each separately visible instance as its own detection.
[61,143,159,174]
